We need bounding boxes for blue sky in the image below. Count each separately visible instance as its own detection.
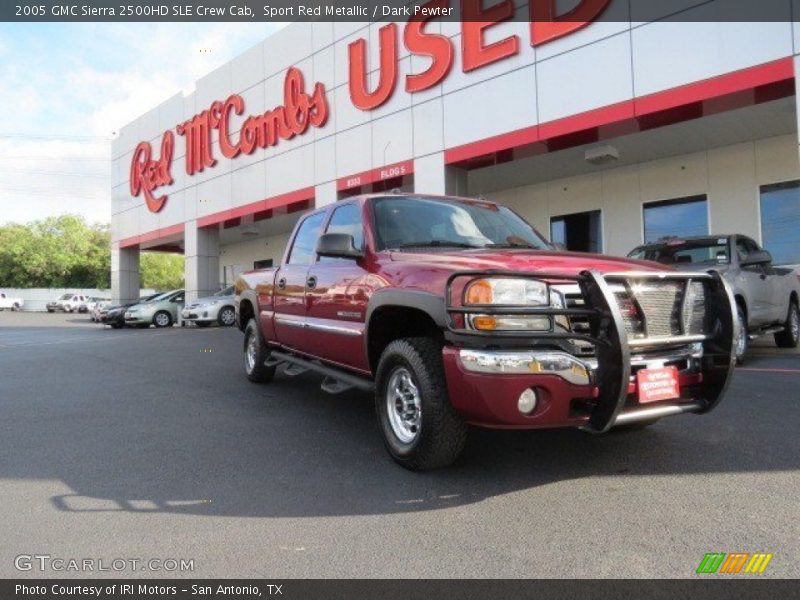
[0,23,283,225]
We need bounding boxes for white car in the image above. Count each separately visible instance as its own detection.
[0,292,23,311]
[181,286,236,327]
[46,293,88,313]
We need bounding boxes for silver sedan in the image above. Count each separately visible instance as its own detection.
[181,286,236,327]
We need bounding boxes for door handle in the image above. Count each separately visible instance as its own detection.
[277,277,287,290]
[306,275,318,290]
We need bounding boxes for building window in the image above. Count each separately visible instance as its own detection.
[643,195,708,243]
[550,210,602,253]
[760,181,800,265]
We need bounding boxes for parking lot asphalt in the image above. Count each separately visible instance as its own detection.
[1,311,798,578]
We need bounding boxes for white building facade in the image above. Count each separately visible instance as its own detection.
[111,1,800,303]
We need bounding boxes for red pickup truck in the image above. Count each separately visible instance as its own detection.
[235,193,737,470]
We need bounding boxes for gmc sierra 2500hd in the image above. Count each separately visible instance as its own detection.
[235,194,737,470]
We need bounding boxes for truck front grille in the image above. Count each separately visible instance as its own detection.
[567,278,708,342]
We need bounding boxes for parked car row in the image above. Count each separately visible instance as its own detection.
[46,293,109,313]
[628,234,800,363]
[94,286,237,329]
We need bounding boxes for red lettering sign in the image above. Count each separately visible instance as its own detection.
[404,0,454,93]
[177,67,328,176]
[530,0,612,47]
[349,23,399,110]
[462,0,519,72]
[130,68,328,213]
[129,131,174,213]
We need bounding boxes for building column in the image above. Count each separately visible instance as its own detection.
[111,242,140,305]
[185,220,220,302]
[414,152,468,196]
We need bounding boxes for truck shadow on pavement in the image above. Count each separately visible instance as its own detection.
[1,322,798,519]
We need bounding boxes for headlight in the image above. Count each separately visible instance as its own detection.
[464,278,556,332]
[465,278,549,306]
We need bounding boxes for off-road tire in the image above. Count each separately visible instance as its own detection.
[375,338,467,471]
[774,300,800,349]
[243,318,276,383]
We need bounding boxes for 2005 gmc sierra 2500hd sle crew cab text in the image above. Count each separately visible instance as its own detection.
[235,194,737,470]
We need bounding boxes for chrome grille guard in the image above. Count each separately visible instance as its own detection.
[445,269,737,433]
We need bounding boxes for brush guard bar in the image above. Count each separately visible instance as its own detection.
[445,269,736,433]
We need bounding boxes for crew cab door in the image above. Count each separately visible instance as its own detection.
[304,202,370,372]
[272,210,327,350]
[736,236,776,326]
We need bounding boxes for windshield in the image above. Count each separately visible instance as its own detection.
[629,239,730,265]
[372,196,550,251]
[58,294,71,300]
[214,286,235,297]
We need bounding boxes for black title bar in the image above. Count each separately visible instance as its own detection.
[3,0,800,22]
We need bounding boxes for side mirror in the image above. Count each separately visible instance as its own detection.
[316,233,363,259]
[741,250,772,267]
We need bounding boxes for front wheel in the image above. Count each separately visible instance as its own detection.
[243,318,276,383]
[774,300,800,349]
[153,311,172,328]
[218,306,236,327]
[375,338,467,471]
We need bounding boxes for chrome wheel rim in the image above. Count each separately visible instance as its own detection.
[155,313,170,327]
[386,367,421,444]
[245,332,257,373]
[736,310,747,358]
[791,306,799,341]
[221,308,235,326]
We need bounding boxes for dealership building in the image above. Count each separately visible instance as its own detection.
[111,2,800,303]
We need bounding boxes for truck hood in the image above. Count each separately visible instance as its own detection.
[387,248,668,277]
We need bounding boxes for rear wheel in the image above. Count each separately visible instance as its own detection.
[774,300,800,349]
[243,318,276,383]
[153,311,172,328]
[735,304,748,365]
[218,306,236,327]
[375,338,467,471]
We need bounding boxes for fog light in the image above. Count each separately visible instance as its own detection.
[518,388,538,415]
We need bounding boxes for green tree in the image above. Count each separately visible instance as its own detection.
[140,252,184,290]
[0,215,110,288]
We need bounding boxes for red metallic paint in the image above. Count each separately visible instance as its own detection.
[236,194,689,428]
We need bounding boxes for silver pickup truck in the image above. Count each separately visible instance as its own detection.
[629,235,800,362]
